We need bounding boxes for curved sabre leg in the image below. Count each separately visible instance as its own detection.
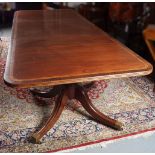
[75,85,123,130]
[30,87,69,144]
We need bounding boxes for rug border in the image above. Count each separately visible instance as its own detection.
[46,127,155,153]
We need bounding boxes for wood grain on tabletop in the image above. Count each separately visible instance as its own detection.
[4,9,153,88]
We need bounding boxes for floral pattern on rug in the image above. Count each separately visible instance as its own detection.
[1,38,155,153]
[130,76,155,100]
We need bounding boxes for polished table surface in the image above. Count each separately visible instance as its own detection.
[4,9,152,88]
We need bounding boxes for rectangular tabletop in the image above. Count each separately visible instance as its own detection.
[4,9,153,88]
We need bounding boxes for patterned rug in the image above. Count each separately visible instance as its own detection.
[1,38,155,153]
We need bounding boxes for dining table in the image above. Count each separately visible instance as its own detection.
[4,9,153,143]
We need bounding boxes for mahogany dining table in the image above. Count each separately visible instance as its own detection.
[4,9,153,143]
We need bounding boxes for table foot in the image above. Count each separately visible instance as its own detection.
[29,133,42,144]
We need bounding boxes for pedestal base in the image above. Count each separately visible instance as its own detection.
[30,83,123,144]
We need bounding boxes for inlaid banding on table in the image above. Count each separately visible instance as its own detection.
[4,68,152,88]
